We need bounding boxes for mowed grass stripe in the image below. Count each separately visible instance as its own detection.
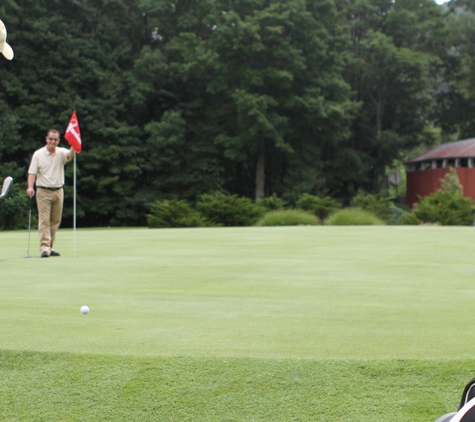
[0,350,470,421]
[0,226,474,358]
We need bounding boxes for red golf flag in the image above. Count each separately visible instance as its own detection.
[65,110,82,153]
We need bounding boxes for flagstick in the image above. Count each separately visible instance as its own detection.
[65,109,81,258]
[73,152,77,258]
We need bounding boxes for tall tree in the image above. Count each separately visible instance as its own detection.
[337,0,444,199]
[0,0,147,226]
[136,0,355,202]
[436,0,475,138]
[132,0,225,200]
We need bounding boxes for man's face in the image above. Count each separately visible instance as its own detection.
[45,132,60,152]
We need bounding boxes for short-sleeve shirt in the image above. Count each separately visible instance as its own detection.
[28,146,70,188]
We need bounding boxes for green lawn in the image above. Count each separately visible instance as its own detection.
[0,226,474,420]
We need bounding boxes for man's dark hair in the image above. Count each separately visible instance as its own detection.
[47,129,60,137]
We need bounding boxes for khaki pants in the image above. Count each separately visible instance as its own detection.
[36,188,64,254]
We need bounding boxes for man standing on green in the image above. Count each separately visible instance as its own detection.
[26,129,75,257]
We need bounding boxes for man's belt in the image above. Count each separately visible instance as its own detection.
[37,186,63,191]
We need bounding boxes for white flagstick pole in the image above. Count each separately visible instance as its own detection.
[66,110,80,258]
[73,151,77,258]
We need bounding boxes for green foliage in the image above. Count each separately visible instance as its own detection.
[0,0,146,227]
[0,161,35,230]
[196,192,262,226]
[386,204,408,225]
[0,0,461,226]
[414,190,474,226]
[350,192,393,222]
[0,187,30,230]
[437,3,475,137]
[256,195,287,212]
[441,167,463,194]
[256,210,319,227]
[296,194,341,223]
[337,0,443,199]
[147,199,209,228]
[325,208,383,225]
[398,211,422,225]
[139,0,356,201]
[408,170,475,226]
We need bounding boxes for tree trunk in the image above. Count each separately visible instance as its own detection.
[374,94,384,190]
[375,96,382,141]
[255,138,265,201]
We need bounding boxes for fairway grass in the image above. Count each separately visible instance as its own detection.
[0,351,471,421]
[1,226,475,420]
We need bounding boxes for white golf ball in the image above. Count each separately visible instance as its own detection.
[80,305,89,314]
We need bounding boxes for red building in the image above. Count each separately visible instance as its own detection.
[405,138,475,208]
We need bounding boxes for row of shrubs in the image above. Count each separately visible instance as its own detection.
[147,192,363,228]
[147,171,475,228]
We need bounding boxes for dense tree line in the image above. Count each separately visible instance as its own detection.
[0,0,471,227]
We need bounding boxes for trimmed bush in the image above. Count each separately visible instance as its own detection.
[386,204,407,225]
[398,211,421,225]
[350,192,392,222]
[414,190,474,225]
[196,192,262,226]
[0,188,30,230]
[256,210,319,226]
[296,194,340,223]
[257,195,286,212]
[407,169,475,226]
[325,208,383,226]
[147,199,209,228]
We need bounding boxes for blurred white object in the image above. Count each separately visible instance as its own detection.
[0,176,13,198]
[0,19,14,60]
[435,397,475,422]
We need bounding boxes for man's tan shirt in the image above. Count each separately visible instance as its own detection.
[28,146,70,188]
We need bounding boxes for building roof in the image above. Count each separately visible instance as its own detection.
[407,138,475,163]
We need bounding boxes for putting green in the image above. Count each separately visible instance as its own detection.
[1,226,474,359]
